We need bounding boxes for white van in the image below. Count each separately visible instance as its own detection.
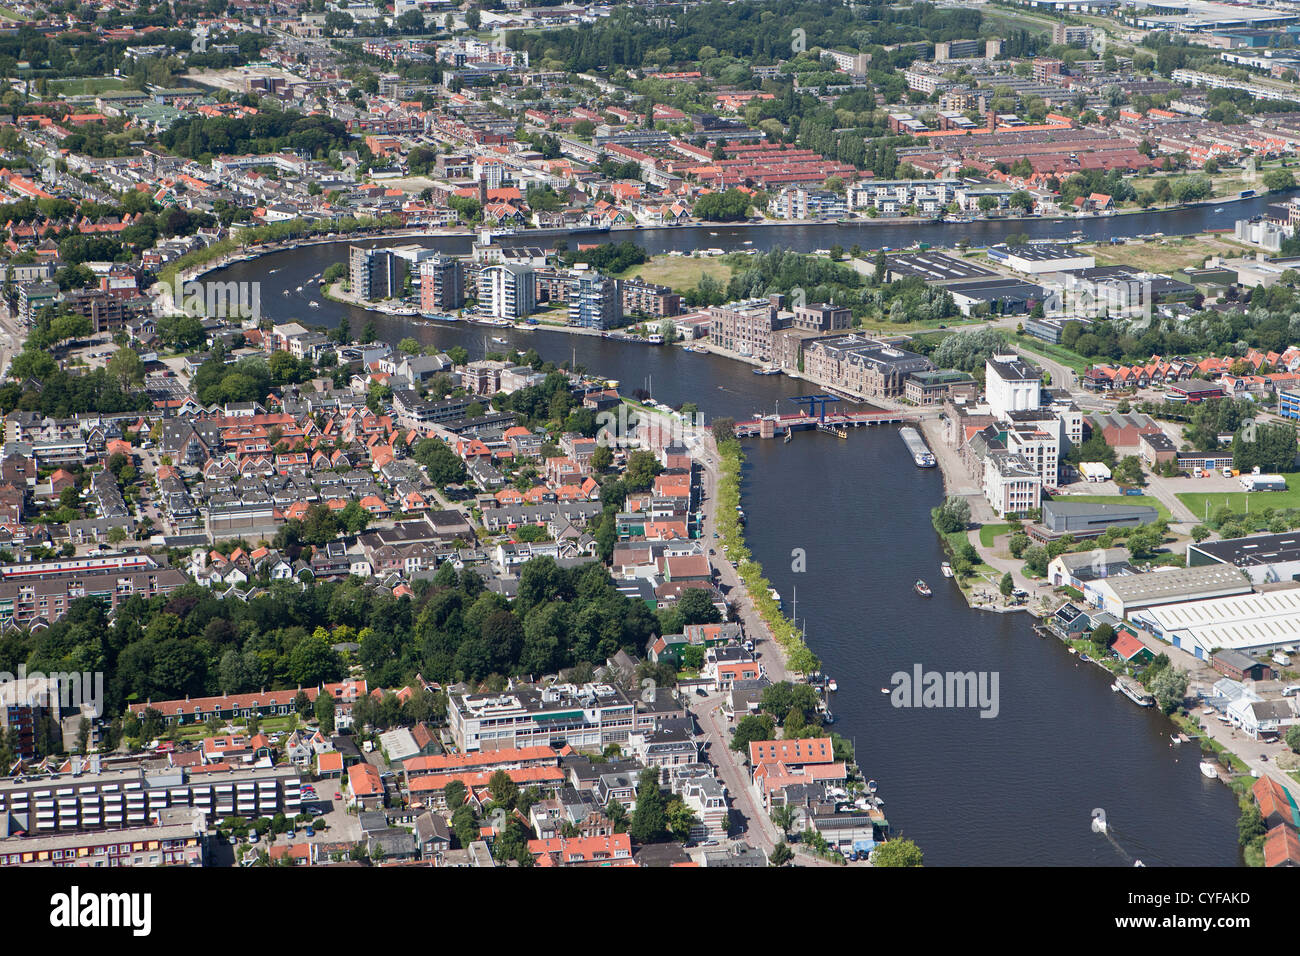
[1273,652,1292,667]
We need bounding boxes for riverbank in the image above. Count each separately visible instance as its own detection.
[706,432,834,687]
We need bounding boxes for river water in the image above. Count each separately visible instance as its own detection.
[209,200,1252,865]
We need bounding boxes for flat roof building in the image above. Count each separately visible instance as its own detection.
[1087,564,1252,619]
[1132,587,1300,659]
[1041,499,1159,536]
[1187,531,1300,585]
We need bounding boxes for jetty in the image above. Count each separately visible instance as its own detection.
[734,410,916,438]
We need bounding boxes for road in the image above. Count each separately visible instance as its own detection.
[0,300,25,379]
[689,691,782,854]
[697,430,788,684]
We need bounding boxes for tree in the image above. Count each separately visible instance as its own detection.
[1285,724,1300,754]
[1022,546,1049,577]
[872,838,924,866]
[487,768,519,808]
[676,587,721,625]
[630,767,668,844]
[451,803,478,848]
[314,692,335,734]
[771,804,796,838]
[730,713,775,752]
[414,438,468,486]
[1009,532,1030,558]
[1238,803,1266,847]
[931,496,971,534]
[624,450,661,490]
[106,347,145,391]
[769,841,794,866]
[665,796,697,841]
[999,572,1014,597]
[444,779,468,810]
[1191,525,1211,543]
[605,798,628,833]
[1150,666,1188,714]
[1263,168,1296,193]
[1091,622,1115,648]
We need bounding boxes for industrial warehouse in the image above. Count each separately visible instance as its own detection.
[1132,589,1300,660]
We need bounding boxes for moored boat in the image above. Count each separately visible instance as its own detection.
[940,561,953,578]
[1200,761,1218,779]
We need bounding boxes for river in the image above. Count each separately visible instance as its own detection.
[207,202,1251,865]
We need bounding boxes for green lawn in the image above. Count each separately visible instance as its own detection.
[1176,479,1300,519]
[978,523,1013,549]
[47,76,127,95]
[1010,336,1092,375]
[1048,493,1173,522]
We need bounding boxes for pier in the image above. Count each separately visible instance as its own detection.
[734,410,917,438]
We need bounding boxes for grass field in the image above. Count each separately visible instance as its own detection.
[1078,235,1251,275]
[1049,493,1173,522]
[619,254,733,291]
[47,77,128,95]
[1012,337,1092,375]
[1176,480,1300,518]
[979,523,1013,549]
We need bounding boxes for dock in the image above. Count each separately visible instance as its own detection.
[734,410,916,438]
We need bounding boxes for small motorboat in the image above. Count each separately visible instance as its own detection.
[1200,761,1218,779]
[915,580,931,597]
[880,688,890,694]
[492,336,508,345]
[308,301,320,308]
[1080,653,1091,662]
[296,285,303,292]
[1213,207,1223,213]
[940,561,953,578]
[827,679,837,692]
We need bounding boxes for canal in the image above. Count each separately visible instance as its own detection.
[208,204,1249,865]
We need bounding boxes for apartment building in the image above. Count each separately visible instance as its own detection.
[567,268,621,330]
[0,763,303,836]
[847,179,956,215]
[349,245,408,302]
[0,807,207,867]
[448,682,647,752]
[481,263,535,320]
[0,566,189,626]
[707,298,787,361]
[418,253,464,311]
[619,277,681,318]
